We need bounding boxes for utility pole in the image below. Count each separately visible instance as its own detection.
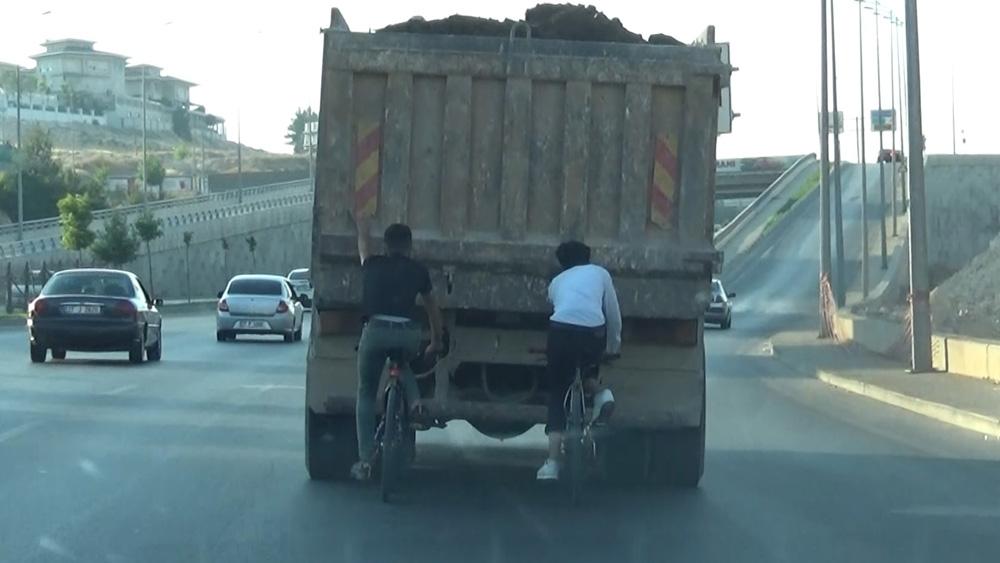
[904,0,931,373]
[819,0,833,338]
[237,110,243,204]
[830,0,846,307]
[896,16,908,212]
[887,10,898,237]
[141,66,148,206]
[950,71,957,155]
[855,0,870,299]
[200,128,206,194]
[871,0,888,270]
[15,65,24,241]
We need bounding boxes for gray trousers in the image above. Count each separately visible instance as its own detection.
[356,320,422,462]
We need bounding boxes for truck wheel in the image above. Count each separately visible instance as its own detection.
[51,349,67,360]
[305,408,357,481]
[648,421,705,488]
[599,430,650,486]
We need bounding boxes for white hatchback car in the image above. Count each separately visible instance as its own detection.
[216,275,305,343]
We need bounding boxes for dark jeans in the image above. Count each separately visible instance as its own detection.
[356,319,422,462]
[545,321,606,434]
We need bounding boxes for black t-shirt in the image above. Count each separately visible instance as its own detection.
[361,254,432,319]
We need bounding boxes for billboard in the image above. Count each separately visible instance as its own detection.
[871,109,895,132]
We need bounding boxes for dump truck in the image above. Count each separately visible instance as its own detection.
[305,8,730,487]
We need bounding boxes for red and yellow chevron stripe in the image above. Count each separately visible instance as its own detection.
[354,121,381,217]
[650,134,679,230]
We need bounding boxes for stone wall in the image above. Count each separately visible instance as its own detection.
[925,155,1000,285]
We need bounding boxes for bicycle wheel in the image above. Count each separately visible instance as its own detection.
[564,383,586,506]
[380,383,406,503]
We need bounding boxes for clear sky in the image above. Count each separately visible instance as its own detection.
[1,0,993,159]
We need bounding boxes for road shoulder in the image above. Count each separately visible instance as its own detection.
[772,330,1000,438]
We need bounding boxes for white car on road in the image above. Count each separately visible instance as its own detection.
[216,275,305,343]
[287,268,313,308]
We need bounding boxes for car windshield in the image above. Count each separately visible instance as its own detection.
[228,278,283,295]
[288,270,310,281]
[42,273,135,298]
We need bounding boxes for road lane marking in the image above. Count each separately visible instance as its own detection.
[101,384,137,396]
[240,384,305,392]
[893,505,1000,518]
[0,421,41,443]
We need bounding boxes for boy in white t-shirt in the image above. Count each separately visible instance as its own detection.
[537,241,622,480]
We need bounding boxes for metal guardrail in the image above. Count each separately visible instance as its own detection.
[0,179,310,240]
[0,189,313,260]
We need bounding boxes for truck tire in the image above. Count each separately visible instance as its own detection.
[305,408,357,481]
[599,430,650,486]
[648,422,705,488]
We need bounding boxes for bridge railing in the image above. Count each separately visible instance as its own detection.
[0,188,313,260]
[0,178,311,240]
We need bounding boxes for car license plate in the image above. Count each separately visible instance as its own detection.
[63,305,101,315]
[235,320,269,330]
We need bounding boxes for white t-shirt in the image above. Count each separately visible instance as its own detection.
[548,264,622,353]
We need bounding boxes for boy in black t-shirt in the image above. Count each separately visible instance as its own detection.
[351,217,443,481]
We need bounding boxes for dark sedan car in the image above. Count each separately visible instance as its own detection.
[705,279,735,329]
[27,269,163,364]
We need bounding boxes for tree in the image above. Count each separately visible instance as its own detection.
[285,107,318,154]
[57,193,95,266]
[92,213,139,268]
[221,237,231,282]
[134,210,164,297]
[0,128,73,221]
[138,156,166,201]
[174,144,194,190]
[245,235,257,269]
[183,231,194,303]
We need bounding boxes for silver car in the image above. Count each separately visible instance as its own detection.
[287,268,313,308]
[704,279,735,330]
[216,275,305,343]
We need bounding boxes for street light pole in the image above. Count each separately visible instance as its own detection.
[887,10,898,237]
[855,0,870,299]
[896,16,908,212]
[237,109,243,205]
[15,65,24,241]
[869,0,888,270]
[830,0,846,307]
[819,0,834,338]
[904,0,931,372]
[141,66,148,206]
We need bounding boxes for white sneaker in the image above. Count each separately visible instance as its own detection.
[536,459,560,480]
[591,389,616,425]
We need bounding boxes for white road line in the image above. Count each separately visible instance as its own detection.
[101,384,138,396]
[0,421,41,443]
[240,384,305,392]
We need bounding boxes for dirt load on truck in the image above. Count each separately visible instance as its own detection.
[305,5,730,488]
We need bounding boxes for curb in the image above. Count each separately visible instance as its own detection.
[817,369,1000,438]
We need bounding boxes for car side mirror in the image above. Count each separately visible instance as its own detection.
[153,298,164,307]
[217,291,224,299]
[727,292,736,299]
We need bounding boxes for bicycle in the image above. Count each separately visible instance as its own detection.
[369,350,414,503]
[533,348,618,505]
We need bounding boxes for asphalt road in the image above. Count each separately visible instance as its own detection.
[2,179,999,562]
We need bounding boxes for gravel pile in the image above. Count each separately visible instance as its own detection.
[379,4,683,45]
[930,233,1000,339]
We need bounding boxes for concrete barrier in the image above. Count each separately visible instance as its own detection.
[838,310,1000,383]
[833,311,906,358]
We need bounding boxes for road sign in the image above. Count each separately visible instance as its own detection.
[303,120,319,149]
[871,109,895,132]
[817,111,845,134]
